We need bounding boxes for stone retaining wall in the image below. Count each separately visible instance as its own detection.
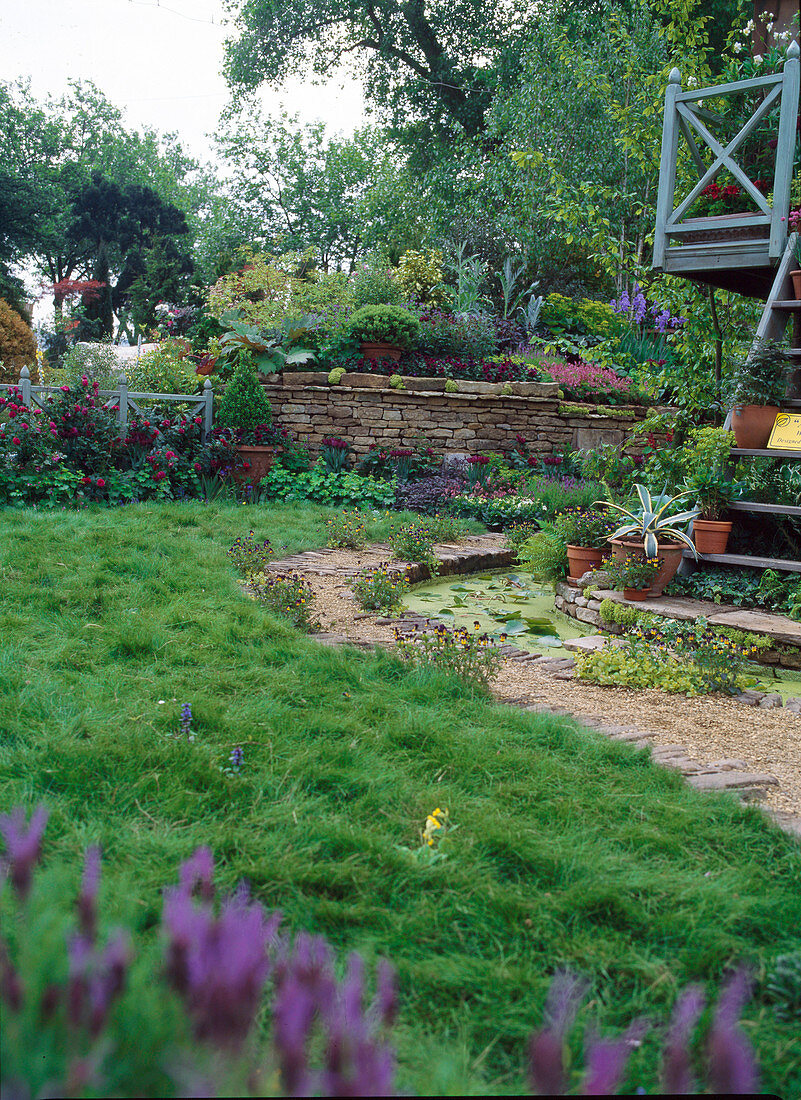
[263,372,661,457]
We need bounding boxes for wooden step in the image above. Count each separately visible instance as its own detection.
[730,447,801,458]
[683,550,801,572]
[729,501,801,516]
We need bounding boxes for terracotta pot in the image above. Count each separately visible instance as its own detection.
[234,445,275,485]
[792,270,801,300]
[360,341,403,362]
[609,538,685,597]
[566,545,605,587]
[623,587,649,601]
[731,404,780,449]
[692,518,733,555]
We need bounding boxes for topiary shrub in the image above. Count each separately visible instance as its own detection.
[0,299,37,383]
[347,305,419,348]
[216,360,272,440]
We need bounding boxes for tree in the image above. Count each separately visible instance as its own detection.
[222,0,532,141]
[216,108,430,269]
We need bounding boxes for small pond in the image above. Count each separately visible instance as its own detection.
[404,570,801,700]
[404,570,592,653]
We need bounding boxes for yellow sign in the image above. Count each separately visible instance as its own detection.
[767,412,801,451]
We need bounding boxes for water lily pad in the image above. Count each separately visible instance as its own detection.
[449,584,473,591]
[437,608,455,616]
[537,636,564,648]
[524,617,557,634]
[502,620,529,634]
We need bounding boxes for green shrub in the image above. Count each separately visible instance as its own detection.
[55,342,123,389]
[539,293,623,339]
[347,305,420,348]
[396,249,448,307]
[216,361,272,436]
[598,598,640,626]
[126,339,199,394]
[350,562,410,610]
[351,253,404,309]
[256,464,396,509]
[249,570,318,631]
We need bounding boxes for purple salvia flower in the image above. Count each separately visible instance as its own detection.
[371,959,397,1029]
[0,804,49,899]
[87,930,132,1037]
[706,968,759,1095]
[230,746,244,772]
[179,846,215,902]
[581,1021,647,1096]
[164,861,279,1050]
[77,845,102,941]
[67,933,93,1025]
[661,984,705,1094]
[528,971,589,1095]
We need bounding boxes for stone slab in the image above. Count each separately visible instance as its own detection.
[563,635,609,653]
[687,771,779,791]
[707,608,801,647]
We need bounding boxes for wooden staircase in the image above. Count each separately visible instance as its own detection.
[654,46,801,574]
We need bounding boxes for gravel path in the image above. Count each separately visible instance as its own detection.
[261,542,801,820]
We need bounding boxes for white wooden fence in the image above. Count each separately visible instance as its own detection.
[1,366,214,439]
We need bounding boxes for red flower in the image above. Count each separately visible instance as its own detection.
[96,478,105,488]
[665,431,674,443]
[81,476,91,485]
[154,470,167,481]
[194,462,201,473]
[12,437,20,446]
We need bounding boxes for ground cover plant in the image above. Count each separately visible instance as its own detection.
[0,502,800,1096]
[350,563,410,610]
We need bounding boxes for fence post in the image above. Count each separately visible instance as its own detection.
[653,66,682,271]
[20,365,31,409]
[118,376,129,435]
[202,379,213,440]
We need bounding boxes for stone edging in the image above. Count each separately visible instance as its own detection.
[262,536,798,836]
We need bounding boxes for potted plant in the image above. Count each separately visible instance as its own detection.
[604,553,661,600]
[686,471,744,556]
[347,305,420,361]
[726,338,788,449]
[552,507,619,586]
[216,358,276,484]
[599,484,699,596]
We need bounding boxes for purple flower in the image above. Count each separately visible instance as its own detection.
[0,804,49,899]
[163,853,280,1049]
[707,968,759,1095]
[77,845,102,941]
[179,702,192,740]
[581,1021,647,1095]
[528,971,588,1094]
[229,746,244,772]
[662,985,705,1093]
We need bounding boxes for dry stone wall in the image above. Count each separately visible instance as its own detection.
[264,373,659,457]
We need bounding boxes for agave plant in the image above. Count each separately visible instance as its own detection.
[599,484,700,558]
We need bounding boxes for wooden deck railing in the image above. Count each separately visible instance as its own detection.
[653,42,800,270]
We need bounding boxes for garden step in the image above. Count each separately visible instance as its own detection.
[687,771,779,792]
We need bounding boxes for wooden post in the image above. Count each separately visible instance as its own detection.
[19,365,31,409]
[118,377,129,435]
[770,40,800,258]
[202,379,213,441]
[653,67,682,271]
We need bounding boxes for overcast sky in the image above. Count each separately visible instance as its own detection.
[0,0,366,161]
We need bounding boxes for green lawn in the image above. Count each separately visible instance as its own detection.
[1,501,800,1095]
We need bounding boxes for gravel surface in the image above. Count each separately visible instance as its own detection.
[265,552,801,817]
